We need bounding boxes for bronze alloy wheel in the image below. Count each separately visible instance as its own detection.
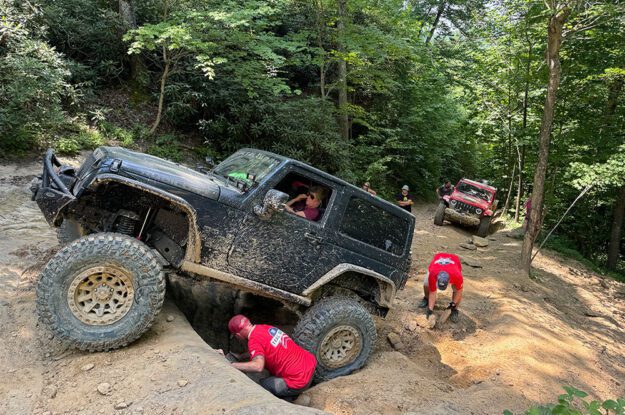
[67,266,135,325]
[319,325,362,369]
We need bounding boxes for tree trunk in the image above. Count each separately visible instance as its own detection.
[425,0,446,45]
[605,77,624,269]
[514,146,525,222]
[119,0,142,81]
[515,41,532,222]
[150,46,170,135]
[313,0,327,98]
[337,0,349,140]
[520,7,570,275]
[502,163,516,217]
[607,185,625,269]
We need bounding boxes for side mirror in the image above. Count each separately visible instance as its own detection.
[253,189,289,220]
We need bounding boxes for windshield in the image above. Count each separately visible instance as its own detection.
[456,182,493,201]
[212,150,280,191]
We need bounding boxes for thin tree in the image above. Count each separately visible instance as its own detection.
[520,2,571,274]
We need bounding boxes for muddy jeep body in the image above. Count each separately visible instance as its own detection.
[434,179,497,237]
[32,147,414,380]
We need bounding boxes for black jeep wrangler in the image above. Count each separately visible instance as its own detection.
[31,147,414,380]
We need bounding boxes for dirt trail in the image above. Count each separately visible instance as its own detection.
[306,204,625,414]
[1,159,624,414]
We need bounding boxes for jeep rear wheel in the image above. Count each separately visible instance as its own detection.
[36,233,165,351]
[57,219,86,245]
[477,216,491,237]
[434,202,445,226]
[294,297,376,382]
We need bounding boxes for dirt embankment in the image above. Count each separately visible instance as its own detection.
[1,158,624,415]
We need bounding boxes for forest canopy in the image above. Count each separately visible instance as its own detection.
[0,0,624,276]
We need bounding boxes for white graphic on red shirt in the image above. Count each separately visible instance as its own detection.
[434,257,455,265]
[269,327,289,348]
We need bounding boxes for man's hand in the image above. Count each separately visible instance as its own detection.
[425,308,437,329]
[446,302,456,310]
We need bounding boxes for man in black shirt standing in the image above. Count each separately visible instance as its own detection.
[436,180,454,200]
[396,185,413,212]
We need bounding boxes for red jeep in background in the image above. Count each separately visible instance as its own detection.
[434,179,497,237]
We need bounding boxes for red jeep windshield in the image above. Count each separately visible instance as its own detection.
[456,182,493,202]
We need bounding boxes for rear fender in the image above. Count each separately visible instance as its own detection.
[303,264,397,309]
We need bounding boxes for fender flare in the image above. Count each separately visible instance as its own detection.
[90,174,202,263]
[303,264,397,308]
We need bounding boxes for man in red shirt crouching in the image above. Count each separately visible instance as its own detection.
[418,252,464,323]
[227,315,317,398]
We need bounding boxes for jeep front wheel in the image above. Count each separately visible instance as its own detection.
[36,233,165,351]
[293,297,376,382]
[434,202,446,226]
[477,216,491,237]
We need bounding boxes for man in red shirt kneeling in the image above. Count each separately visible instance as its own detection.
[227,315,317,398]
[418,252,464,323]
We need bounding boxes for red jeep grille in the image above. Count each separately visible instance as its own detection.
[454,201,477,214]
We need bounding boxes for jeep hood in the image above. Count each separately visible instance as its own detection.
[98,147,221,199]
[450,192,490,210]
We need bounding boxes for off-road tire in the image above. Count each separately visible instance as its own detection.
[36,233,165,352]
[294,296,376,382]
[434,202,446,226]
[57,219,86,245]
[477,216,491,237]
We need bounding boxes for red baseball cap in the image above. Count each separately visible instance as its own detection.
[228,314,250,335]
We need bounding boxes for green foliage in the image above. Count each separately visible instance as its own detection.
[147,134,183,162]
[40,0,127,85]
[504,386,625,415]
[54,127,106,155]
[0,2,74,152]
[100,122,135,147]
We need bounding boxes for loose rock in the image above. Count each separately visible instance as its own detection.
[97,382,112,396]
[459,242,477,251]
[387,332,405,350]
[114,401,130,410]
[42,385,57,399]
[294,394,311,407]
[166,315,175,322]
[81,363,95,372]
[177,379,188,387]
[472,236,489,247]
[460,256,482,268]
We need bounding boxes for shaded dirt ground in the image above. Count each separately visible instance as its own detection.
[1,157,624,414]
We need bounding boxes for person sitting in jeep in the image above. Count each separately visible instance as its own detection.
[284,185,327,222]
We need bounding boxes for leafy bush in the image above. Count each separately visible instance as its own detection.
[198,97,348,175]
[40,0,127,85]
[0,2,74,152]
[147,134,183,162]
[54,127,105,155]
[504,386,625,415]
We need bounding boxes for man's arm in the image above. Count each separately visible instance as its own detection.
[452,288,462,306]
[427,290,436,314]
[231,356,265,373]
